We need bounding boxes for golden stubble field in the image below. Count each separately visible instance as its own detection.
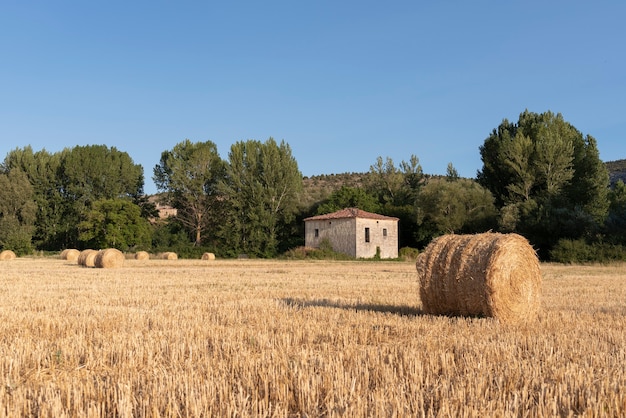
[0,258,624,417]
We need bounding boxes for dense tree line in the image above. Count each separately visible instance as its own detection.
[1,110,624,261]
[0,145,150,253]
[152,137,302,257]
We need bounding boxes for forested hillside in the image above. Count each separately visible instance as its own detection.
[304,158,626,201]
[301,172,370,210]
[606,159,626,185]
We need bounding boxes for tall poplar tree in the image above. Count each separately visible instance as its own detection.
[0,168,36,254]
[2,146,64,249]
[219,138,302,257]
[153,139,225,246]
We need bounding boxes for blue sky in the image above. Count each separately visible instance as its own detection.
[1,1,624,194]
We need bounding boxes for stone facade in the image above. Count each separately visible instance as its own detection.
[304,208,399,259]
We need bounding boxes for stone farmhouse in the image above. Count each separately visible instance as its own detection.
[304,208,399,259]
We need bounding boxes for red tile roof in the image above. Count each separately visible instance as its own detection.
[304,207,399,222]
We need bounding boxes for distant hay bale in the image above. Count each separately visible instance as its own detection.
[0,250,17,260]
[415,232,541,323]
[94,248,125,268]
[78,249,98,267]
[135,251,150,260]
[60,249,80,262]
[65,248,80,261]
[160,252,178,260]
[201,252,215,260]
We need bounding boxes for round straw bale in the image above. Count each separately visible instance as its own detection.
[135,251,150,260]
[94,248,125,268]
[201,252,215,260]
[78,249,98,267]
[0,250,17,260]
[416,232,541,323]
[61,248,80,262]
[160,252,178,260]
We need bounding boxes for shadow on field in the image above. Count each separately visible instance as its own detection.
[280,298,423,317]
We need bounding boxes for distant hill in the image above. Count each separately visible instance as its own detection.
[606,159,626,186]
[301,171,445,210]
[300,159,626,209]
[301,172,370,210]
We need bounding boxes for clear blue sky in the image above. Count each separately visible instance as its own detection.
[1,1,624,195]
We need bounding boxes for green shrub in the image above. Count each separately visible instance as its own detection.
[399,247,420,262]
[281,239,353,261]
[281,246,311,260]
[318,238,334,253]
[550,239,626,263]
[1,228,34,256]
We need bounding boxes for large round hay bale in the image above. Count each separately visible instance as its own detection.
[0,250,17,260]
[160,252,178,260]
[61,249,80,262]
[94,248,125,268]
[201,252,215,261]
[78,249,98,267]
[135,251,150,260]
[416,232,541,323]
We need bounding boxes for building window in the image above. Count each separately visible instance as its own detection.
[365,227,370,243]
[383,228,387,237]
[314,228,319,238]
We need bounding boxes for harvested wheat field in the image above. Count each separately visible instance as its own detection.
[0,258,624,417]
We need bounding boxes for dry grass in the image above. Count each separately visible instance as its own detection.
[0,259,624,417]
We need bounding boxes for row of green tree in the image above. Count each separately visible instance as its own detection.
[0,138,302,258]
[1,110,625,261]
